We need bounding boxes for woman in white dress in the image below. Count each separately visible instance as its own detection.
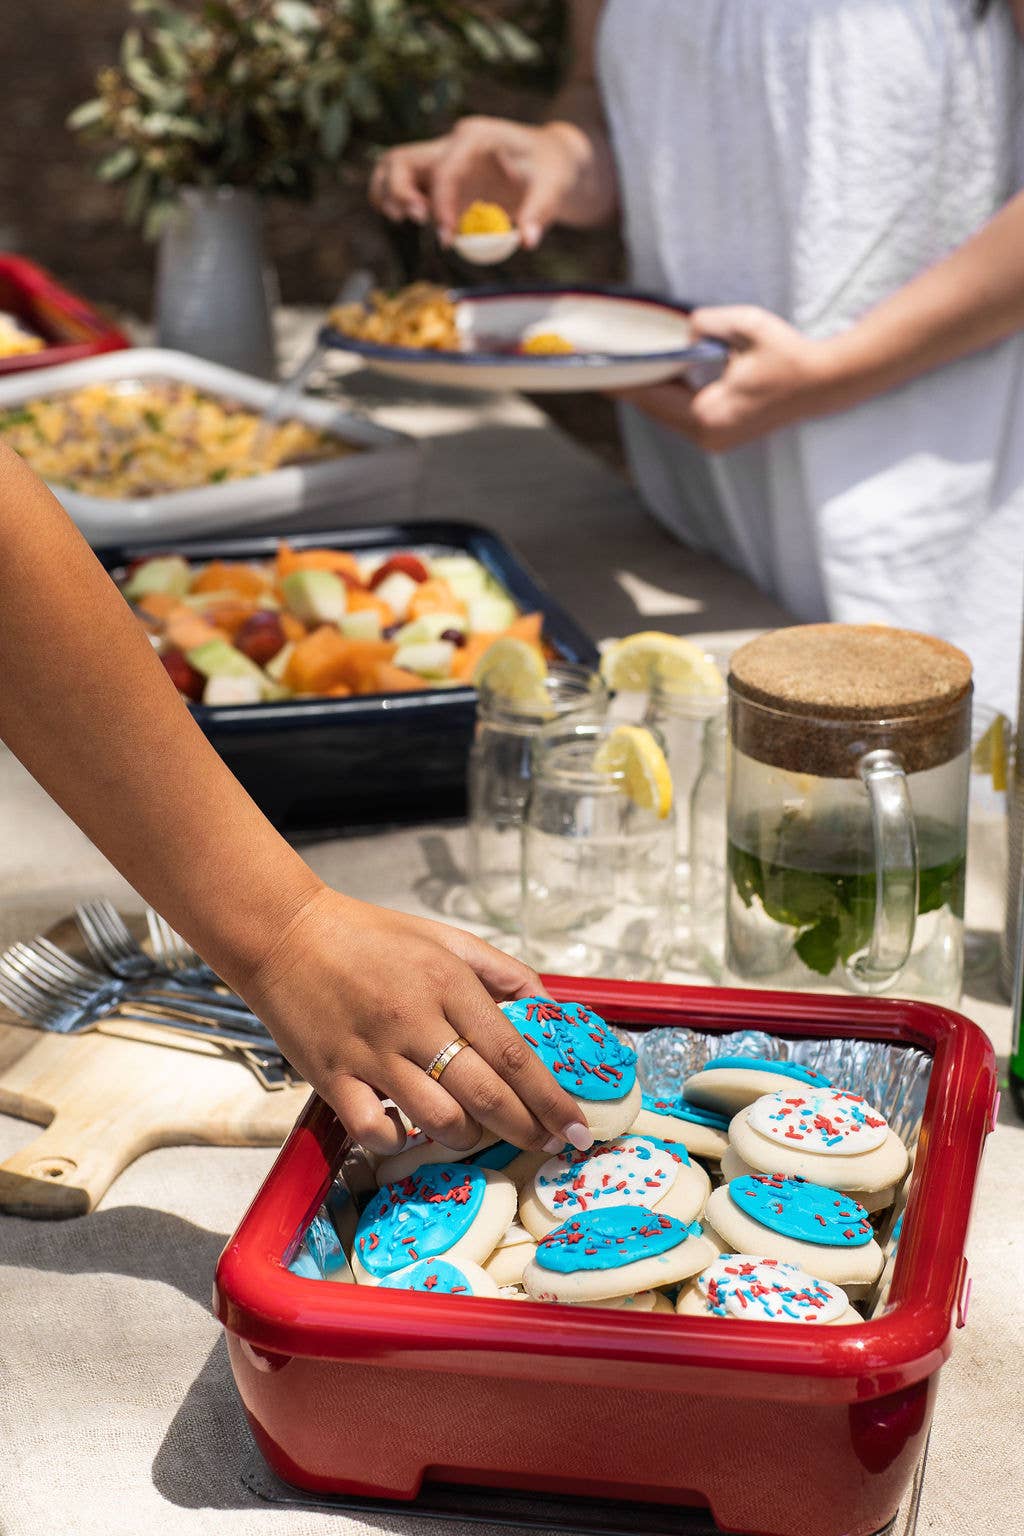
[372,0,1024,719]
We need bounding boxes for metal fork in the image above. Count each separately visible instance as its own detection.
[145,908,220,986]
[76,899,253,1012]
[0,937,271,1037]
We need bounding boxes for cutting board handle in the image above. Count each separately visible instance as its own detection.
[0,1114,139,1218]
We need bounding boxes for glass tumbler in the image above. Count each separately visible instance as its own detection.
[521,718,676,980]
[643,671,726,966]
[467,664,607,929]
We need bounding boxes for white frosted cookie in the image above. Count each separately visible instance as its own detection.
[684,1056,834,1116]
[676,1254,861,1325]
[629,1092,730,1161]
[376,1257,501,1298]
[704,1177,883,1297]
[353,1164,516,1285]
[719,1145,895,1214]
[729,1088,909,1194]
[375,1128,498,1187]
[500,996,642,1140]
[482,1221,537,1286]
[522,1206,718,1304]
[518,1135,710,1240]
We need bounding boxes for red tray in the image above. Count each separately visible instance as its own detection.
[214,981,997,1536]
[0,255,129,375]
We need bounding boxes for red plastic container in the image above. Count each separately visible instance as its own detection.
[0,255,128,375]
[214,982,997,1536]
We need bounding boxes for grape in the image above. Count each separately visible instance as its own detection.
[236,612,286,666]
[161,650,204,703]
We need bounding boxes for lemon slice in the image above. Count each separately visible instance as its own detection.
[972,712,1010,792]
[600,631,725,696]
[473,636,548,706]
[593,725,673,818]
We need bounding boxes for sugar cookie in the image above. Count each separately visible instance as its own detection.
[676,1254,861,1324]
[353,1164,516,1285]
[728,1088,909,1194]
[482,1220,537,1286]
[630,1092,730,1161]
[703,1176,883,1296]
[500,996,641,1139]
[684,1056,833,1116]
[376,1257,501,1298]
[522,1206,718,1304]
[719,1145,895,1214]
[375,1129,498,1187]
[519,1135,710,1239]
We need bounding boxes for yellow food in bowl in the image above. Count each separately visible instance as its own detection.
[519,332,575,356]
[457,201,513,235]
[0,382,352,498]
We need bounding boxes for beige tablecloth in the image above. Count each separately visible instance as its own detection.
[0,353,1020,1536]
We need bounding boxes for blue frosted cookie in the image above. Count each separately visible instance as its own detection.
[522,1203,717,1303]
[704,1174,883,1295]
[500,997,642,1138]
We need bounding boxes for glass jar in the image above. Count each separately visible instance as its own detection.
[689,711,728,981]
[467,663,607,929]
[725,624,972,1005]
[643,673,726,966]
[521,717,676,980]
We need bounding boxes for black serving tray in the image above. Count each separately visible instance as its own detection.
[97,520,598,838]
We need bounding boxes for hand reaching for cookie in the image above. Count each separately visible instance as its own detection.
[233,887,594,1157]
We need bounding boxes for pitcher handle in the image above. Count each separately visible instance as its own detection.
[851,749,919,988]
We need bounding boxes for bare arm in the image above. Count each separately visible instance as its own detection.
[618,187,1024,451]
[0,446,588,1156]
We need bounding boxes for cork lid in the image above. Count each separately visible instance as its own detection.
[729,625,972,776]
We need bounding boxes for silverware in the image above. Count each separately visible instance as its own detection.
[144,907,221,987]
[77,900,253,1013]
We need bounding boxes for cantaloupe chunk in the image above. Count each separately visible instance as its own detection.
[165,611,227,653]
[280,612,307,644]
[284,630,397,695]
[451,631,499,681]
[372,662,429,693]
[199,597,260,640]
[137,591,183,622]
[408,578,467,621]
[190,561,272,599]
[275,542,362,585]
[505,611,543,644]
[346,587,395,626]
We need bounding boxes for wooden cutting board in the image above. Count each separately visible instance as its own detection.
[0,1018,310,1219]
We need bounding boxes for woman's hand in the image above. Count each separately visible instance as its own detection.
[238,885,593,1157]
[613,306,842,452]
[370,115,605,248]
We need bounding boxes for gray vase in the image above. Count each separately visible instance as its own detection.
[155,186,277,378]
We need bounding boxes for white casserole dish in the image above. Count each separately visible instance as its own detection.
[0,347,421,545]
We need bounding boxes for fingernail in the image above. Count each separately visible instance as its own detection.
[542,1135,563,1154]
[563,1121,593,1152]
[521,221,541,249]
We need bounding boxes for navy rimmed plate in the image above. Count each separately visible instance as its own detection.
[321,285,727,393]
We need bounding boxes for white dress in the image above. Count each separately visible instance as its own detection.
[597,0,1024,719]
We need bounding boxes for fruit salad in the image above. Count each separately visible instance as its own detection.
[121,542,547,707]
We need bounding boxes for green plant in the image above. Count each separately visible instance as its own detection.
[69,0,556,236]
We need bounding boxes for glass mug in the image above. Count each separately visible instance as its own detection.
[467,663,607,929]
[725,625,972,1006]
[521,717,676,980]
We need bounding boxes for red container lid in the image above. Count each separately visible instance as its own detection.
[0,254,129,375]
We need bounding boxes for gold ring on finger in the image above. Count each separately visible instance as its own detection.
[425,1037,469,1083]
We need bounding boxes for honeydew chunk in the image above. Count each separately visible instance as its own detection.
[373,570,419,623]
[339,610,383,641]
[187,638,276,700]
[467,590,518,633]
[392,639,456,679]
[394,613,466,647]
[265,641,295,683]
[427,555,490,600]
[123,555,190,603]
[281,569,348,626]
[202,674,263,706]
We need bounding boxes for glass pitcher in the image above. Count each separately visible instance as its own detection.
[725,624,972,1005]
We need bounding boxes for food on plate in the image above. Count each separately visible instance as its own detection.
[457,202,513,235]
[330,282,460,351]
[519,332,574,356]
[0,311,45,358]
[675,1255,861,1324]
[0,382,350,498]
[498,996,641,1141]
[121,540,547,706]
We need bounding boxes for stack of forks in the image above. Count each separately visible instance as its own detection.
[0,900,297,1090]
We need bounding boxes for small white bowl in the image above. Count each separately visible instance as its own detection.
[451,230,521,266]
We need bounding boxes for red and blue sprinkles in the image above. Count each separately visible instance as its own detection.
[377,1258,475,1295]
[500,997,637,1102]
[356,1163,486,1278]
[535,1206,701,1273]
[728,1174,873,1247]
